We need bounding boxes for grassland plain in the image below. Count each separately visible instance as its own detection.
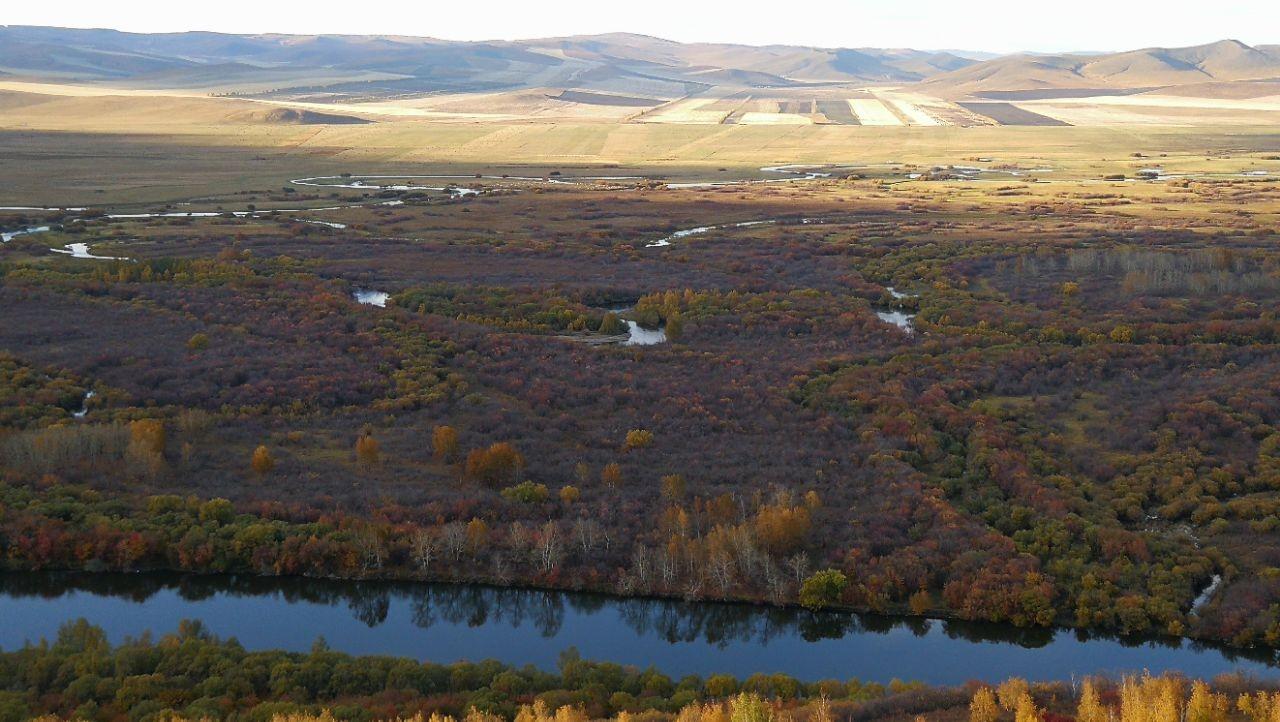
[1,102,1279,206]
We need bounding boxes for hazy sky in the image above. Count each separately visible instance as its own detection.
[2,0,1276,53]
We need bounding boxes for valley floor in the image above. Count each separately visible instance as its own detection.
[3,124,1280,678]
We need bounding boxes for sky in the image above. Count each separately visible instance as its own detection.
[2,0,1276,53]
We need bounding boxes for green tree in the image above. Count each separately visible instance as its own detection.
[729,693,772,722]
[799,569,848,610]
[501,481,549,504]
[1110,325,1135,343]
[186,333,210,351]
[666,310,685,341]
[599,312,625,335]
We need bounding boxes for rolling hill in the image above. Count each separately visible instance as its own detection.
[916,39,1280,98]
[0,25,974,92]
[0,27,1278,130]
[3,26,1277,100]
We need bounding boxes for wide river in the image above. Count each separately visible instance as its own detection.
[1,572,1275,684]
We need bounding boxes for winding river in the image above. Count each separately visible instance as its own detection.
[48,242,130,261]
[0,572,1274,685]
[0,225,49,243]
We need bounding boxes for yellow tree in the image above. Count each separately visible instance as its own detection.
[810,697,833,722]
[1077,679,1108,722]
[601,462,622,488]
[909,590,932,615]
[661,474,687,501]
[1014,693,1042,722]
[554,707,588,722]
[997,679,1030,712]
[433,425,459,462]
[1120,674,1185,722]
[465,518,489,553]
[1237,691,1280,722]
[465,442,525,486]
[969,687,999,722]
[127,418,168,477]
[355,433,380,465]
[515,701,551,722]
[129,419,166,456]
[1152,676,1184,722]
[624,429,654,450]
[1187,681,1229,722]
[465,709,503,722]
[251,445,275,475]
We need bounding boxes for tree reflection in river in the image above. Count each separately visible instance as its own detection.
[406,585,567,637]
[350,591,391,627]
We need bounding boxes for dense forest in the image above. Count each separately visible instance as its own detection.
[4,170,1280,649]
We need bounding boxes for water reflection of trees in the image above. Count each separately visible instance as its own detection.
[407,585,566,637]
[5,571,1278,668]
[613,597,857,648]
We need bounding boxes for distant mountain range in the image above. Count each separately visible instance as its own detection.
[0,26,1277,103]
[0,26,978,91]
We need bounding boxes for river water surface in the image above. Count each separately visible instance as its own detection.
[1,572,1275,684]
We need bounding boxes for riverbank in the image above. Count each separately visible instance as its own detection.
[2,616,1277,722]
[0,482,1266,673]
[3,567,1276,686]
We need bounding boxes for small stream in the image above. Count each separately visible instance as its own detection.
[2,205,367,262]
[1,225,50,243]
[72,391,96,419]
[645,220,776,248]
[291,175,498,195]
[1192,575,1223,613]
[49,242,130,261]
